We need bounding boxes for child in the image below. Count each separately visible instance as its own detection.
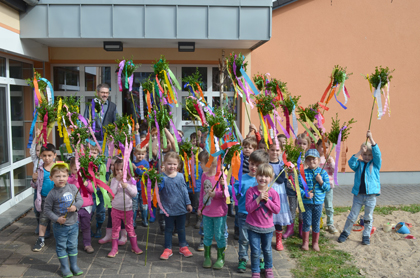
[108,158,143,257]
[133,145,149,228]
[268,142,293,251]
[299,149,330,251]
[277,134,287,151]
[242,138,257,174]
[32,143,57,252]
[68,158,95,253]
[158,152,193,260]
[198,162,227,269]
[316,139,337,234]
[234,150,269,273]
[338,130,381,245]
[196,151,209,251]
[43,162,84,278]
[186,153,202,229]
[245,163,280,278]
[295,133,311,153]
[257,138,267,151]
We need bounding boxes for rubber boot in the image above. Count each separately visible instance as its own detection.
[150,207,157,223]
[275,231,284,251]
[118,229,127,246]
[69,254,83,276]
[194,215,202,229]
[58,257,73,278]
[312,232,320,252]
[301,231,310,251]
[213,247,225,270]
[282,223,294,239]
[93,222,102,238]
[298,220,303,238]
[203,245,212,268]
[98,228,112,244]
[129,236,143,254]
[107,239,119,257]
[141,209,149,227]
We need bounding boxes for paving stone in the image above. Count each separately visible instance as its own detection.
[0,265,30,277]
[23,263,59,276]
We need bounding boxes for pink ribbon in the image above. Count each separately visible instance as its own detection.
[169,119,182,143]
[122,137,132,183]
[129,75,133,92]
[273,110,290,138]
[383,80,390,116]
[156,181,169,217]
[147,177,154,218]
[334,126,346,186]
[118,60,125,92]
[154,111,161,159]
[315,113,326,134]
[106,138,115,171]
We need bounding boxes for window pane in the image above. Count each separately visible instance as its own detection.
[212,96,238,119]
[212,67,234,92]
[85,66,111,91]
[0,57,5,77]
[53,67,80,91]
[13,165,31,196]
[182,67,207,91]
[182,96,207,121]
[9,59,33,79]
[0,172,11,205]
[121,72,154,118]
[0,87,9,167]
[10,85,33,162]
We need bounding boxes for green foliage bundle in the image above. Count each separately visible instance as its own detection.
[26,71,48,95]
[57,95,80,127]
[153,55,170,80]
[266,78,289,96]
[207,107,229,138]
[182,68,203,92]
[280,95,301,115]
[185,97,200,120]
[37,100,58,127]
[142,77,154,94]
[365,66,395,89]
[253,73,268,91]
[332,65,352,86]
[223,144,242,167]
[142,167,163,187]
[298,103,320,122]
[255,94,281,116]
[78,148,107,180]
[179,141,198,159]
[283,140,304,167]
[326,113,357,144]
[70,126,91,147]
[227,52,248,78]
[104,115,133,145]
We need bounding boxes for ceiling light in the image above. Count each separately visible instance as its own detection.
[103,41,123,51]
[178,42,195,52]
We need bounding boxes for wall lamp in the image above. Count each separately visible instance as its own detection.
[103,41,123,51]
[178,42,195,52]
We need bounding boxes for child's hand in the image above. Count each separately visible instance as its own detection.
[35,128,41,137]
[315,174,323,184]
[32,172,39,182]
[121,182,128,189]
[197,130,202,138]
[360,144,367,154]
[261,192,269,202]
[249,124,257,133]
[208,191,216,198]
[197,210,202,216]
[67,205,77,212]
[307,190,314,199]
[327,157,334,164]
[57,216,66,225]
[367,130,372,140]
[186,205,193,213]
[84,180,88,186]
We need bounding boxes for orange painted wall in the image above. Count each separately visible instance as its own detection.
[251,0,420,172]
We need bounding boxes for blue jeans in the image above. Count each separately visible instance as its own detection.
[302,204,323,233]
[234,205,239,228]
[248,229,273,273]
[53,223,79,258]
[92,189,106,225]
[33,189,40,219]
[164,214,187,249]
[343,194,376,237]
[324,189,334,226]
[238,213,249,261]
[203,215,227,248]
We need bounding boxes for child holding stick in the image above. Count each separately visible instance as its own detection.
[108,158,143,258]
[43,162,84,278]
[338,130,381,246]
[245,163,280,278]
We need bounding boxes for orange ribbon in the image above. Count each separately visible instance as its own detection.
[146,91,152,113]
[232,151,241,180]
[205,125,216,168]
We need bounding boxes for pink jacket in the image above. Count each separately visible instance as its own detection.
[110,177,137,211]
[245,186,280,229]
[68,175,94,207]
[319,156,335,188]
[198,172,227,218]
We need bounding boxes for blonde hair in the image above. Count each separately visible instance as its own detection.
[134,144,146,154]
[256,163,274,178]
[112,158,124,176]
[50,165,69,176]
[363,142,372,152]
[243,138,258,149]
[295,133,311,150]
[89,144,100,153]
[164,151,180,163]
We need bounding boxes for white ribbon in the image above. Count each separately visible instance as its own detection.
[139,85,144,120]
[374,80,383,119]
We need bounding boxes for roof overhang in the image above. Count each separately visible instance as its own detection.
[20,0,273,50]
[272,0,299,10]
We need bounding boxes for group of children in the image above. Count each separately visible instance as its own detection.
[30,122,381,278]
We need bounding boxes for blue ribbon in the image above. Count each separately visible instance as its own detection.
[184,83,196,97]
[238,150,244,196]
[39,78,54,104]
[239,66,259,95]
[91,99,96,132]
[334,92,348,110]
[297,152,310,198]
[27,109,38,149]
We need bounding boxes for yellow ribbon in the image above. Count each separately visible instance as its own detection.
[306,118,322,139]
[63,127,72,153]
[180,155,189,182]
[57,99,63,137]
[161,70,177,106]
[226,167,233,204]
[102,133,107,153]
[195,150,199,180]
[259,111,269,149]
[293,168,305,213]
[298,119,317,143]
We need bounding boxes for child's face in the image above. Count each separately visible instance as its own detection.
[306,156,319,170]
[297,139,309,151]
[151,134,158,141]
[268,145,281,161]
[36,144,41,158]
[278,137,287,150]
[110,160,116,172]
[41,151,56,166]
[200,161,210,173]
[362,150,373,163]
[256,174,272,188]
[317,142,330,157]
[70,165,77,176]
[51,170,69,188]
[258,141,266,151]
[164,158,179,175]
[243,144,255,156]
[90,149,99,159]
[140,136,146,142]
[114,163,124,178]
[191,137,197,146]
[134,151,146,162]
[248,161,259,177]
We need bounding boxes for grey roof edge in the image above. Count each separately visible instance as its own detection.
[37,0,273,6]
[272,0,299,10]
[250,40,269,51]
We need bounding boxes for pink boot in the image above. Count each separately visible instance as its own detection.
[282,224,294,239]
[98,228,112,244]
[129,236,143,255]
[118,229,127,246]
[107,239,119,257]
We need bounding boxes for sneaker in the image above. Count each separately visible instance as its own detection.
[179,246,193,257]
[259,259,265,274]
[84,245,94,254]
[237,258,247,273]
[337,231,349,243]
[327,225,338,234]
[160,248,173,260]
[362,236,370,245]
[32,238,45,252]
[197,238,204,251]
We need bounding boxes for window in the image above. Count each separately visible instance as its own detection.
[182,67,208,91]
[9,59,33,79]
[0,172,11,205]
[13,165,31,196]
[85,66,111,91]
[0,86,9,167]
[212,67,234,92]
[53,67,80,91]
[0,57,5,77]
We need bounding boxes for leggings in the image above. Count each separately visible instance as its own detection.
[288,196,302,222]
[275,224,283,231]
[106,208,125,229]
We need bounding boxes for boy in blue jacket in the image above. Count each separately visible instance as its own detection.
[338,130,381,245]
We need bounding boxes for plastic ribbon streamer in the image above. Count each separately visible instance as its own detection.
[195,150,199,180]
[167,72,179,107]
[334,83,348,110]
[87,161,115,198]
[160,70,176,105]
[57,99,63,137]
[273,110,290,138]
[27,109,38,148]
[190,155,196,193]
[33,75,44,104]
[167,69,181,90]
[153,111,161,159]
[39,78,54,104]
[239,66,259,96]
[205,125,216,168]
[334,126,346,186]
[227,167,238,205]
[259,112,269,148]
[236,78,254,109]
[282,106,292,138]
[298,119,317,143]
[118,60,125,92]
[374,80,383,119]
[320,76,333,104]
[146,177,154,218]
[383,80,391,117]
[296,153,310,198]
[78,115,101,152]
[238,150,244,196]
[91,99,96,133]
[106,139,115,171]
[40,112,48,147]
[315,113,326,134]
[155,182,169,217]
[293,167,305,213]
[291,101,299,137]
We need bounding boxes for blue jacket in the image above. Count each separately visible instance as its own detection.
[348,144,381,196]
[299,167,330,205]
[159,173,191,216]
[233,174,257,214]
[134,159,149,191]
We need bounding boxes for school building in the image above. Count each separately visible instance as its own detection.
[0,0,418,215]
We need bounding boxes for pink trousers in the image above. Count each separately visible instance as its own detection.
[111,208,136,239]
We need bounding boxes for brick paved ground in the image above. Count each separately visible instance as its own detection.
[0,212,295,278]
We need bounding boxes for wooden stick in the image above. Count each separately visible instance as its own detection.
[366,97,376,144]
[266,168,285,192]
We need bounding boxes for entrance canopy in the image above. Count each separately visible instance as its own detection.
[20,0,272,50]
